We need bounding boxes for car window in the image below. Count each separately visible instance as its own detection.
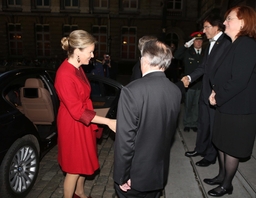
[3,74,50,108]
[89,79,120,109]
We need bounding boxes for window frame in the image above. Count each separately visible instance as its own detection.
[8,23,23,57]
[92,25,108,58]
[166,0,183,11]
[35,24,51,57]
[62,24,79,37]
[7,0,21,7]
[121,26,137,60]
[35,0,50,8]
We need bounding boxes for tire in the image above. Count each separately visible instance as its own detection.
[0,135,40,198]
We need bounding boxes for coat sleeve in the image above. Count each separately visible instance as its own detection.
[55,72,96,125]
[214,38,256,106]
[114,87,138,185]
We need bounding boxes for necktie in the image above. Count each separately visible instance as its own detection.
[197,50,200,54]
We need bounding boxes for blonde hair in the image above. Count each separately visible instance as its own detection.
[61,30,97,57]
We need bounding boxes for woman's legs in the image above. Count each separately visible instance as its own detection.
[222,153,239,188]
[207,150,239,196]
[64,173,79,198]
[216,150,225,181]
[74,176,88,198]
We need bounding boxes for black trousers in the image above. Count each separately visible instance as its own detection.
[115,183,161,198]
[195,100,217,161]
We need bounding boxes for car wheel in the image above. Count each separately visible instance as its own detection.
[0,135,40,198]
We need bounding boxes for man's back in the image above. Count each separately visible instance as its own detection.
[114,71,181,191]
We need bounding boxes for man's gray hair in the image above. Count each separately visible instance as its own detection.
[141,40,173,70]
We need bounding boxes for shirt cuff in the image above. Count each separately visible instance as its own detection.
[187,75,191,82]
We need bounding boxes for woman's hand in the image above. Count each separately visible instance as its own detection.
[209,90,217,106]
[107,119,116,133]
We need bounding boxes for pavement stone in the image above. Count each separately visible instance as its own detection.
[26,104,255,198]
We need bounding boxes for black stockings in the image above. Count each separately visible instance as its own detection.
[215,150,239,188]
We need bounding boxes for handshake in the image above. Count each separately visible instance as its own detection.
[181,76,190,88]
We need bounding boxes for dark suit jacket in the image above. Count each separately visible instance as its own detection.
[210,36,256,114]
[130,61,142,82]
[114,71,181,192]
[174,46,205,89]
[189,33,231,104]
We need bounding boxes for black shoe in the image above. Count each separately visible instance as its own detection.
[191,127,198,132]
[185,150,200,157]
[184,127,190,132]
[196,158,215,167]
[208,185,233,197]
[204,176,222,185]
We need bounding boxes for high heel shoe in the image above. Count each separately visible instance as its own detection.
[73,193,80,198]
[73,193,81,198]
[203,176,222,185]
[208,185,233,197]
[72,194,92,198]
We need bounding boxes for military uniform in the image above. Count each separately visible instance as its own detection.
[174,32,205,131]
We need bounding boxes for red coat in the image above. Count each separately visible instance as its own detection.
[55,59,99,175]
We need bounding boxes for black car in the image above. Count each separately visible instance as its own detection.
[0,68,122,198]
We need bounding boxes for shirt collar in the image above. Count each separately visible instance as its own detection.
[211,31,223,42]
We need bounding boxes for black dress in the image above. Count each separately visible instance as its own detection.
[210,36,256,159]
[213,110,256,158]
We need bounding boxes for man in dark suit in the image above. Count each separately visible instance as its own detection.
[174,32,205,132]
[130,35,157,82]
[182,15,231,167]
[114,40,181,198]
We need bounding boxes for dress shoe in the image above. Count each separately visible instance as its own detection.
[208,185,233,197]
[196,158,215,167]
[191,127,198,132]
[185,150,201,157]
[184,127,190,132]
[204,176,222,185]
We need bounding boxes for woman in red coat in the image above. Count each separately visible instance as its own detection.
[55,30,116,198]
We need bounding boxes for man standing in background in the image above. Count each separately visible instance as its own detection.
[175,32,205,132]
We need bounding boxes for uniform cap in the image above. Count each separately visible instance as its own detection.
[190,31,204,40]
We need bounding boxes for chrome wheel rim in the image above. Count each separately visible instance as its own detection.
[9,146,37,193]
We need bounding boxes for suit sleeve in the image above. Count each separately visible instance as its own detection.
[189,55,206,82]
[214,39,256,106]
[55,73,96,125]
[114,87,138,185]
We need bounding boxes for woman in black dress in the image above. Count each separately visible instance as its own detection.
[207,5,256,197]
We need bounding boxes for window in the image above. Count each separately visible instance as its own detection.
[64,0,79,8]
[7,0,21,6]
[92,26,108,58]
[166,0,182,10]
[63,24,78,37]
[121,27,137,60]
[122,0,138,10]
[8,23,23,56]
[36,0,50,7]
[35,24,50,57]
[94,0,108,9]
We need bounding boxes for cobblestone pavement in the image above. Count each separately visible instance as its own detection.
[26,133,165,198]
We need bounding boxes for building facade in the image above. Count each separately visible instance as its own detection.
[0,0,201,71]
[0,0,254,73]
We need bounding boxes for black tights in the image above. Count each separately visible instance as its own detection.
[215,150,239,188]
